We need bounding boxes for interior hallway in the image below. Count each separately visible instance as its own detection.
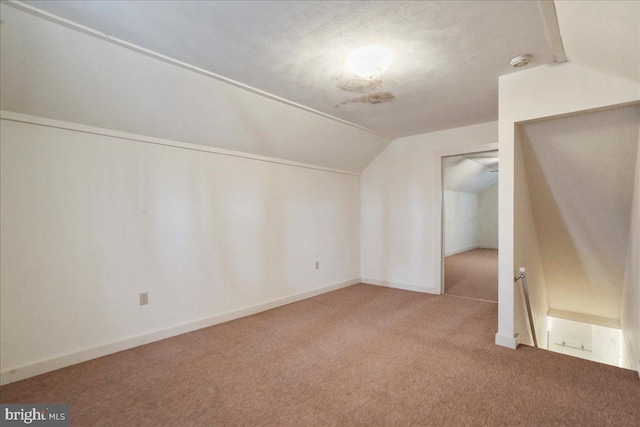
[1,284,638,426]
[445,248,498,302]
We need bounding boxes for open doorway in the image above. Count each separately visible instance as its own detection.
[441,150,499,302]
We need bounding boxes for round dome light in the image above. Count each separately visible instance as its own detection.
[347,46,394,80]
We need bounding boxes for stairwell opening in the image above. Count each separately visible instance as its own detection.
[513,103,640,370]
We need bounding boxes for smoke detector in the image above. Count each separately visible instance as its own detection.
[510,55,532,68]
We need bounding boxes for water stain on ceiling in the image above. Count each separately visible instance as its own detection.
[336,92,395,108]
[21,0,557,137]
[334,77,384,93]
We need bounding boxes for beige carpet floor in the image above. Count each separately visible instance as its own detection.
[445,248,499,302]
[1,284,639,426]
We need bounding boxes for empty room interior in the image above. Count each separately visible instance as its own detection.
[443,151,499,302]
[0,1,639,425]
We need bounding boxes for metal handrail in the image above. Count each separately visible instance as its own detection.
[515,267,538,348]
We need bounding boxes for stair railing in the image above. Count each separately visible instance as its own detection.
[515,267,538,348]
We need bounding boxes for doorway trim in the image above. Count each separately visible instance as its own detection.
[438,143,498,295]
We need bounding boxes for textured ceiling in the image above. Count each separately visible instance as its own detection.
[24,0,556,137]
[0,4,391,173]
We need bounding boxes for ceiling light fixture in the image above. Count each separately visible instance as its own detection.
[510,54,532,68]
[347,45,394,80]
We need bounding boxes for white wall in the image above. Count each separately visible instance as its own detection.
[0,117,361,384]
[0,4,390,173]
[497,61,640,349]
[444,191,478,256]
[520,106,639,322]
[554,0,640,83]
[360,122,498,293]
[549,317,593,355]
[477,183,498,249]
[548,317,626,369]
[513,126,548,348]
[621,122,640,374]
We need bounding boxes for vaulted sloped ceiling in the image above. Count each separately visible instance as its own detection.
[555,0,640,83]
[0,3,390,173]
[3,1,636,173]
[15,0,556,138]
[444,152,499,194]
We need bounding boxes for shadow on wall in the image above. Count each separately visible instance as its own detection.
[521,106,639,322]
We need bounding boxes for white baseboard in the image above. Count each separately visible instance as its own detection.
[444,245,478,257]
[495,332,518,349]
[0,278,359,386]
[361,277,439,295]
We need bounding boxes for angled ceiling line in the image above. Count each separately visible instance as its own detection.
[466,158,499,172]
[538,0,567,63]
[0,110,362,177]
[4,0,394,140]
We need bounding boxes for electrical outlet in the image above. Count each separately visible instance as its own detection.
[315,261,319,270]
[139,292,148,306]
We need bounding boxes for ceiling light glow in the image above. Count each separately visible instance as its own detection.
[347,46,394,80]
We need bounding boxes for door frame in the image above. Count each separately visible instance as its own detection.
[438,143,498,295]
